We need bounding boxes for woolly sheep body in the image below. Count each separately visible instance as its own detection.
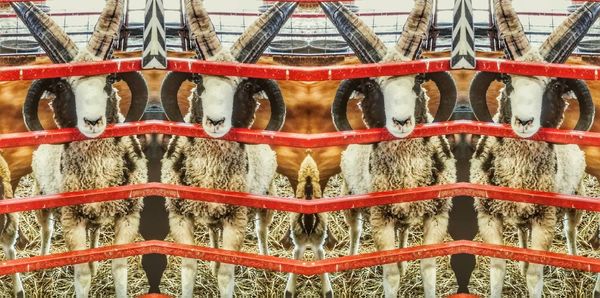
[162,136,277,298]
[0,154,24,297]
[30,94,147,298]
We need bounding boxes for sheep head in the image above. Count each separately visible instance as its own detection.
[469,0,598,138]
[14,1,148,138]
[322,0,457,138]
[161,0,295,138]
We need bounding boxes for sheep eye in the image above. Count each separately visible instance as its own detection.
[244,82,253,91]
[365,82,374,90]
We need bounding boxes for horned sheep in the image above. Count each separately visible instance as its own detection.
[468,1,600,297]
[321,1,457,297]
[159,1,296,297]
[12,1,150,297]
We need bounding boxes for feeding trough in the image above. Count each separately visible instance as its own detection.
[0,39,40,54]
[268,39,309,54]
[308,39,349,54]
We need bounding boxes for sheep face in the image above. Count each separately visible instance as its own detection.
[68,76,111,138]
[379,75,422,138]
[199,76,237,138]
[505,76,547,138]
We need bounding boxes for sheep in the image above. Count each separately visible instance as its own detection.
[159,1,296,297]
[13,1,149,297]
[321,1,457,298]
[468,1,600,297]
[284,152,333,298]
[0,154,24,298]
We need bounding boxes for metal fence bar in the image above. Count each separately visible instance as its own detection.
[1,240,600,276]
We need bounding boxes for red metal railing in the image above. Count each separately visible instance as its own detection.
[3,182,600,216]
[0,120,598,149]
[2,57,600,81]
[2,240,600,277]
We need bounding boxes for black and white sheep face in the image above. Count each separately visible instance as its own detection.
[380,75,420,138]
[199,76,237,138]
[506,76,547,138]
[70,76,111,138]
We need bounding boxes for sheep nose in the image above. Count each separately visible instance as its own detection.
[515,117,534,127]
[84,117,103,127]
[206,117,225,127]
[392,117,411,127]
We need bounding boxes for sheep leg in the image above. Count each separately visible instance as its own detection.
[218,210,247,298]
[517,225,529,275]
[36,209,54,255]
[284,244,305,298]
[563,209,582,255]
[526,217,555,298]
[344,209,362,255]
[64,219,91,298]
[209,227,221,276]
[88,227,101,276]
[112,213,140,298]
[372,217,399,298]
[2,242,24,298]
[170,214,197,298]
[313,244,333,298]
[397,227,409,276]
[255,209,273,255]
[421,213,448,298]
[478,213,505,298]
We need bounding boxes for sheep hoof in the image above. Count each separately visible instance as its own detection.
[519,261,529,276]
[323,291,333,298]
[284,291,295,298]
[15,291,24,298]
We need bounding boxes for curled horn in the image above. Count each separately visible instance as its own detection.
[186,0,224,60]
[160,72,192,122]
[231,2,298,63]
[493,0,532,60]
[22,79,58,131]
[331,79,367,131]
[320,2,386,63]
[252,79,286,131]
[426,72,458,122]
[87,0,124,60]
[11,2,79,63]
[566,79,595,131]
[117,72,149,122]
[468,72,499,122]
[390,0,433,61]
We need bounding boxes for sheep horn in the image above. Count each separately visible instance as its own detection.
[117,72,149,122]
[566,79,595,131]
[86,0,124,60]
[185,0,224,60]
[319,2,387,63]
[22,79,60,131]
[231,2,298,63]
[540,2,600,64]
[331,79,367,131]
[493,0,532,60]
[391,0,433,61]
[11,2,79,63]
[425,72,457,122]
[160,72,193,122]
[251,79,286,131]
[468,72,500,122]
